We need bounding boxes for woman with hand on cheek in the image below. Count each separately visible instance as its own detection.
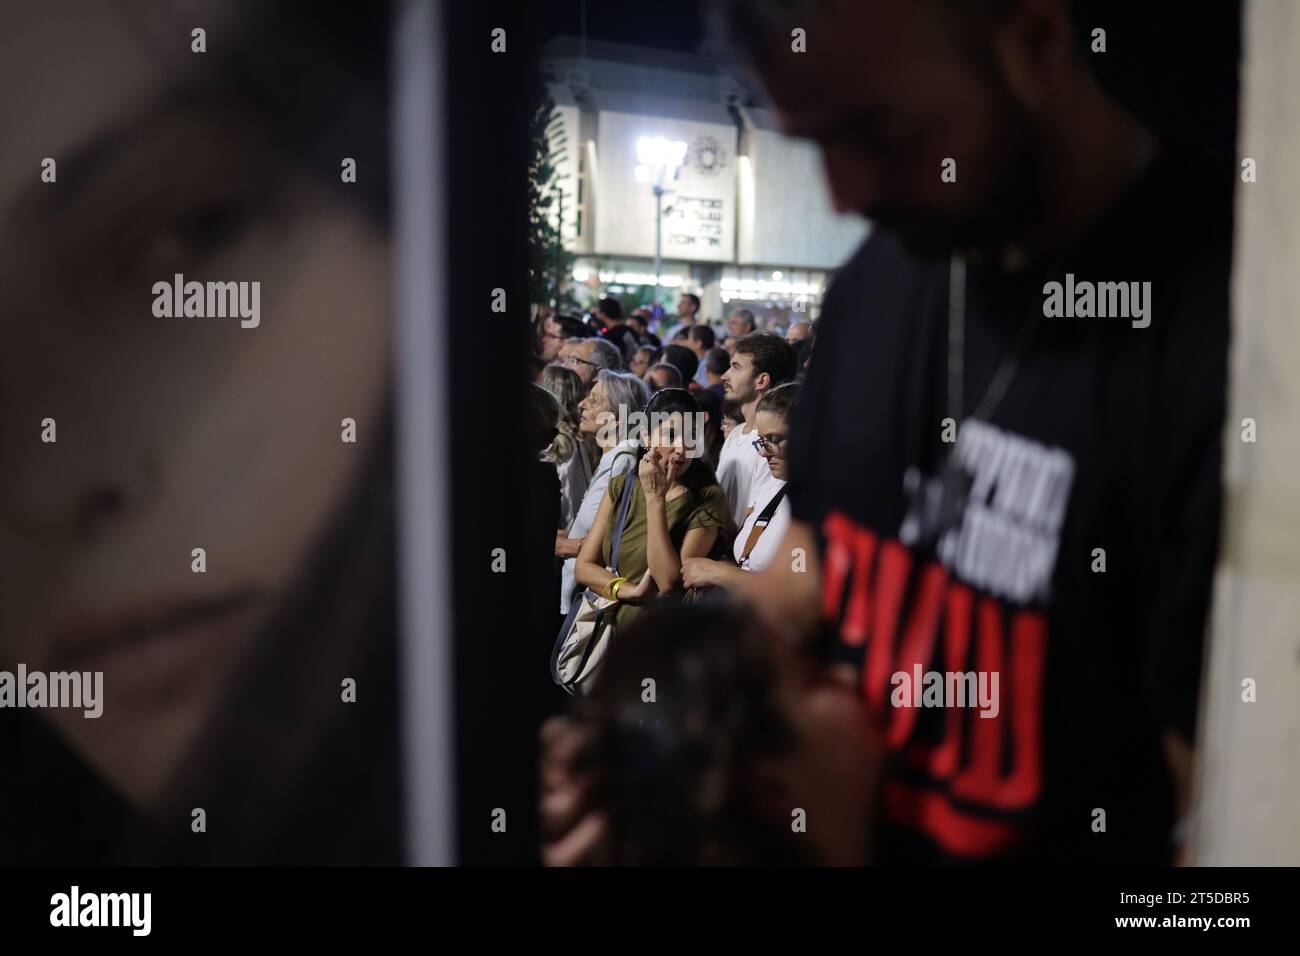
[682,383,798,594]
[574,388,732,630]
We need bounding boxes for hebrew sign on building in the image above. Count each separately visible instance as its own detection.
[594,110,737,264]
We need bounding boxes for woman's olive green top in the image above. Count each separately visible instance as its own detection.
[601,472,733,627]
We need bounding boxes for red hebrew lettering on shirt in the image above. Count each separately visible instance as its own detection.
[821,509,1048,858]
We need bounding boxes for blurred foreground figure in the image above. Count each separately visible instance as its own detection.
[544,0,1230,865]
[0,0,400,864]
[551,602,878,865]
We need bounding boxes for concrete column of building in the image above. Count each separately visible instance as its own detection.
[1192,0,1300,866]
[694,264,724,327]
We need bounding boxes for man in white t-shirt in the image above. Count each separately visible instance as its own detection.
[714,332,797,527]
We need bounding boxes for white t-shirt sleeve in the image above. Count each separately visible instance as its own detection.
[717,425,760,527]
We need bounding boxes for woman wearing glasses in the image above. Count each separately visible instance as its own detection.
[681,383,800,587]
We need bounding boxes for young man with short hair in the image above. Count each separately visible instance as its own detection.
[663,292,701,343]
[717,332,797,526]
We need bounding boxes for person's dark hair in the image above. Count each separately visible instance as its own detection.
[597,297,625,322]
[662,343,700,385]
[202,1,392,221]
[647,346,666,367]
[639,388,722,501]
[646,362,683,390]
[527,382,562,455]
[704,347,730,376]
[793,333,816,377]
[528,352,548,380]
[554,314,590,340]
[755,381,800,421]
[722,399,744,425]
[692,385,726,469]
[731,308,757,333]
[688,324,716,350]
[580,600,810,865]
[734,332,796,388]
[682,293,701,312]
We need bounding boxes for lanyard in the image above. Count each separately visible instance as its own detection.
[947,253,1046,428]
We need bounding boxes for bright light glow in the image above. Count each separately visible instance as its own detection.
[609,272,684,288]
[772,271,783,280]
[634,164,652,184]
[720,275,823,299]
[572,268,590,282]
[636,136,688,169]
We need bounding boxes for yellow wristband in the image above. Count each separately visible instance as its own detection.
[608,576,627,601]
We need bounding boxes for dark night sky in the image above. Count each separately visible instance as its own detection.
[537,0,1241,161]
[540,0,705,53]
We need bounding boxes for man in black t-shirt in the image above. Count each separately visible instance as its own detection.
[722,0,1229,863]
[595,297,639,363]
[540,0,1230,866]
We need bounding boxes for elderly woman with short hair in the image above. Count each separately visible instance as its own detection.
[555,369,652,620]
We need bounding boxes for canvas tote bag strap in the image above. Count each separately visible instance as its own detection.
[550,470,640,693]
[570,473,638,687]
[608,472,638,575]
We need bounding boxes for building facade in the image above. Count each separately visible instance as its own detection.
[542,37,869,331]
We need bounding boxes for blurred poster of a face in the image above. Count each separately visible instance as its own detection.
[0,0,399,863]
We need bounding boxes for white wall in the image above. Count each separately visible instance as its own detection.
[593,110,738,263]
[739,128,867,270]
[553,103,582,247]
[1193,0,1300,866]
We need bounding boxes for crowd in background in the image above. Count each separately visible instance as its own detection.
[530,295,814,629]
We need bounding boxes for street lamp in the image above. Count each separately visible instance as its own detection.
[634,136,687,309]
